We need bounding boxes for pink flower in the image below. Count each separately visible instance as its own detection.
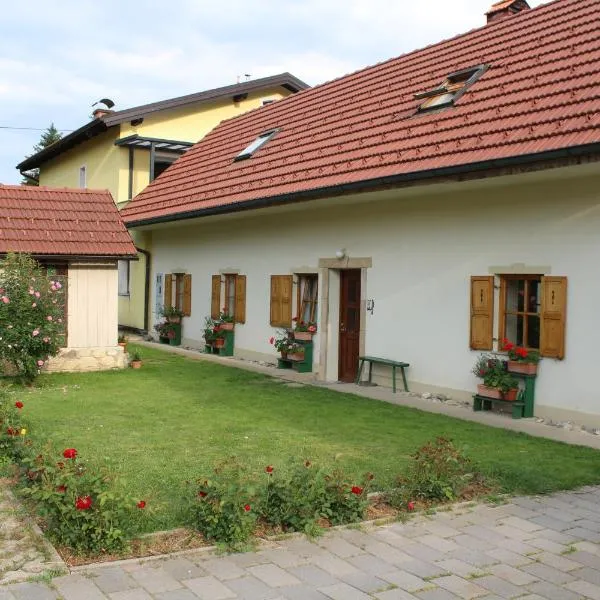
[1,296,9,304]
[32,303,37,308]
[32,329,40,337]
[269,337,275,345]
[34,291,40,298]
[50,285,57,292]
[55,282,62,290]
[37,360,44,367]
[43,337,50,343]
[46,316,53,321]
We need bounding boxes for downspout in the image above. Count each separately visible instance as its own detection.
[135,246,151,333]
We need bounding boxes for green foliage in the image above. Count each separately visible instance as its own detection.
[0,387,29,461]
[472,354,518,392]
[21,123,62,186]
[269,329,294,353]
[389,437,478,506]
[0,253,65,382]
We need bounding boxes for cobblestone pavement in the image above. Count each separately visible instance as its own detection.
[3,486,600,599]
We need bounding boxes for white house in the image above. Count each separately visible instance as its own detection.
[122,0,600,425]
[0,185,137,372]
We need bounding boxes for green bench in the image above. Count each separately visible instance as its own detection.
[355,356,410,393]
[473,394,526,419]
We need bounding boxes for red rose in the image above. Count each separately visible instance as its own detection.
[265,465,274,473]
[63,448,77,459]
[407,501,415,511]
[351,486,363,495]
[75,496,92,510]
[56,485,66,494]
[269,337,274,345]
[137,500,146,509]
[244,504,251,512]
[15,401,23,409]
[198,491,207,498]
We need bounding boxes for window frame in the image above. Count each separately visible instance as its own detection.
[234,129,279,161]
[78,165,87,188]
[117,260,130,296]
[224,274,237,318]
[296,274,318,324]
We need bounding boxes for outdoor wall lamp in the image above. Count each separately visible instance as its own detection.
[335,248,346,259]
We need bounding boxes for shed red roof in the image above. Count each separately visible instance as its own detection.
[123,0,600,226]
[0,186,137,257]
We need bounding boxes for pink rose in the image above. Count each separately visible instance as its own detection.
[50,285,57,292]
[37,360,44,367]
[43,337,50,343]
[56,282,62,289]
[32,329,40,337]
[1,296,9,304]
[34,291,40,298]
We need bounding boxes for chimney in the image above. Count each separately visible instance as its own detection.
[92,108,113,120]
[486,0,531,23]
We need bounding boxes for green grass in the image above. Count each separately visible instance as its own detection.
[9,344,600,531]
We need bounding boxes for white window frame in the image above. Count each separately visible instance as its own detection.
[118,260,130,296]
[79,165,87,188]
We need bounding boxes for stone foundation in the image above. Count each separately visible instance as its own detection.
[45,346,127,373]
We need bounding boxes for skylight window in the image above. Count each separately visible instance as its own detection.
[234,129,279,161]
[415,65,487,113]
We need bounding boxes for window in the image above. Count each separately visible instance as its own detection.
[415,65,487,113]
[261,98,275,106]
[297,274,318,323]
[118,260,130,296]
[211,274,246,323]
[469,274,567,359]
[152,151,178,182]
[270,275,293,327]
[234,129,278,161]
[163,273,192,316]
[79,165,87,188]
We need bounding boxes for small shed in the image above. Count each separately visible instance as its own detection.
[0,185,137,372]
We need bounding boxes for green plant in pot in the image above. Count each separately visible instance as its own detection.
[269,330,293,358]
[473,354,519,400]
[501,338,540,375]
[160,305,185,324]
[218,308,235,331]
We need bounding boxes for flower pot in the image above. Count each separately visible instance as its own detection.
[118,342,127,352]
[503,388,519,401]
[220,322,234,331]
[130,360,142,369]
[287,351,305,361]
[214,338,225,349]
[508,361,538,375]
[280,351,288,360]
[167,316,181,324]
[477,384,503,399]
[294,331,313,341]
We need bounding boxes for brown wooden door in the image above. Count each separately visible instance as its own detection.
[339,269,361,382]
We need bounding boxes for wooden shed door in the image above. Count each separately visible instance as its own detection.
[339,269,361,382]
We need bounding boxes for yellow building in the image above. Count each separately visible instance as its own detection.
[17,73,309,330]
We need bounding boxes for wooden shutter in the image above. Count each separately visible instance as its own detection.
[470,276,494,350]
[211,275,221,319]
[163,274,173,309]
[270,275,293,327]
[182,274,192,317]
[540,276,567,359]
[235,275,246,324]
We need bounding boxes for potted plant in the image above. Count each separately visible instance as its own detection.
[161,305,185,324]
[269,329,293,359]
[287,342,306,362]
[218,308,235,331]
[293,318,317,341]
[203,317,217,351]
[130,351,142,369]
[473,354,519,400]
[213,326,226,349]
[154,321,175,344]
[501,339,540,375]
[117,334,128,352]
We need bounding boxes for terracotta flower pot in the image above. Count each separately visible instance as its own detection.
[503,388,519,401]
[167,316,181,324]
[477,384,503,399]
[118,342,127,352]
[294,331,313,341]
[508,361,538,375]
[287,351,305,361]
[214,338,225,348]
[220,322,234,331]
[280,351,288,360]
[130,360,142,369]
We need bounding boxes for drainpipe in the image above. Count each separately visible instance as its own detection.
[135,246,151,333]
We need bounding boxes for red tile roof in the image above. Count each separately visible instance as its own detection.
[122,0,600,226]
[0,186,137,257]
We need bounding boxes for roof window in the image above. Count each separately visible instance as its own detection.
[415,65,487,113]
[234,129,279,161]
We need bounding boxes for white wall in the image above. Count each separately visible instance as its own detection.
[147,165,600,420]
[67,262,118,348]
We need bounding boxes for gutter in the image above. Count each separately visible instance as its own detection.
[124,142,600,228]
[135,246,152,332]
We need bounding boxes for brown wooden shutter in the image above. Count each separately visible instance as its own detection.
[270,275,293,327]
[540,276,567,359]
[182,274,192,317]
[163,274,173,309]
[470,276,494,350]
[235,275,246,324]
[211,275,221,319]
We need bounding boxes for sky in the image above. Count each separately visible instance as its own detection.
[0,0,545,185]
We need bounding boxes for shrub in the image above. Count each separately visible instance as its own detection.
[0,253,66,382]
[19,446,145,555]
[191,458,257,549]
[388,437,477,507]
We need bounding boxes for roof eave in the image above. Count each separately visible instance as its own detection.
[124,142,600,228]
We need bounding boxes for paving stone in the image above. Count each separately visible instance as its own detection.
[532,528,580,544]
[536,550,583,571]
[524,536,568,554]
[420,522,461,538]
[569,550,600,569]
[489,563,539,585]
[86,567,139,594]
[414,588,459,600]
[360,540,415,565]
[277,584,330,599]
[160,557,206,580]
[563,527,600,543]
[129,566,183,593]
[495,538,540,556]
[339,571,390,593]
[347,554,401,577]
[288,564,338,587]
[434,559,486,579]
[109,590,153,600]
[525,580,582,600]
[446,548,498,568]
[528,515,575,532]
[452,534,494,551]
[198,557,247,580]
[247,563,301,587]
[225,575,283,599]
[258,548,310,569]
[575,566,600,586]
[227,551,271,568]
[419,535,460,554]
[154,590,201,600]
[0,591,17,600]
[430,575,488,599]
[520,561,577,585]
[8,583,60,600]
[400,558,448,579]
[500,516,544,533]
[379,569,429,592]
[182,575,237,599]
[318,536,364,558]
[372,528,414,549]
[402,542,445,563]
[565,579,600,600]
[309,553,359,576]
[461,525,507,544]
[472,574,524,598]
[574,541,600,556]
[53,574,106,600]
[490,524,535,541]
[375,589,420,599]
[318,581,372,599]
[484,548,533,567]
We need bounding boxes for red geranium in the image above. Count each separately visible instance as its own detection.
[516,347,528,359]
[244,504,251,512]
[198,491,207,498]
[56,485,66,494]
[265,465,274,473]
[269,337,274,345]
[63,448,77,459]
[137,500,146,509]
[75,496,92,510]
[15,401,23,409]
[351,486,363,495]
[407,501,415,511]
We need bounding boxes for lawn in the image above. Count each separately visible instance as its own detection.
[11,344,600,532]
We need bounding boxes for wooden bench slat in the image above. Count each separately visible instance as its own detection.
[356,356,410,393]
[359,356,409,367]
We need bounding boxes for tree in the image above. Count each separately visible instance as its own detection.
[21,123,63,186]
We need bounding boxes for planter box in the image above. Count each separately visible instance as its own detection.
[287,352,305,361]
[477,384,503,399]
[220,322,234,331]
[167,317,181,324]
[508,361,538,375]
[294,331,314,341]
[503,388,519,401]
